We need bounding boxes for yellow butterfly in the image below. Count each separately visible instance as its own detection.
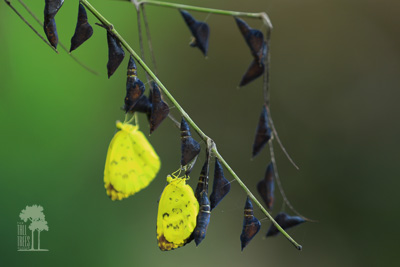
[104,121,161,200]
[157,172,199,251]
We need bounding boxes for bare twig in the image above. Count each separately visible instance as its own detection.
[268,140,316,222]
[17,0,98,75]
[140,5,159,75]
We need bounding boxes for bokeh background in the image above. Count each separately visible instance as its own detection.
[1,0,399,266]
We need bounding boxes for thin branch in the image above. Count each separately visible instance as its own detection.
[266,106,299,170]
[261,17,301,221]
[80,0,302,250]
[140,5,159,75]
[4,0,58,53]
[138,0,273,30]
[268,140,316,222]
[263,29,271,104]
[135,7,151,83]
[17,0,98,75]
[168,114,180,128]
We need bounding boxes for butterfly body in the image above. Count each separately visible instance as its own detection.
[257,162,275,209]
[124,57,145,112]
[193,191,211,246]
[180,10,210,56]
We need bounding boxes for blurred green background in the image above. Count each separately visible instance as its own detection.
[1,0,400,266]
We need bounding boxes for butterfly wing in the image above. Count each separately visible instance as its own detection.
[104,122,160,200]
[130,128,161,181]
[157,177,199,251]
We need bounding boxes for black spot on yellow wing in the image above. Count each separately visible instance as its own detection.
[172,208,183,214]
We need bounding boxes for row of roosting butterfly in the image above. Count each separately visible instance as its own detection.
[42,0,305,251]
[44,0,265,86]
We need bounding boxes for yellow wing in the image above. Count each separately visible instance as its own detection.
[104,121,161,200]
[157,175,199,251]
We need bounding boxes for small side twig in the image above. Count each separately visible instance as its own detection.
[4,0,58,53]
[266,106,299,170]
[140,5,159,75]
[138,0,273,30]
[268,140,317,223]
[17,0,98,75]
[135,7,151,83]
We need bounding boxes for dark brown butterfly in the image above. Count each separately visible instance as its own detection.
[44,0,64,17]
[239,58,265,87]
[257,162,275,209]
[195,159,209,201]
[106,32,125,78]
[252,104,272,157]
[180,118,201,166]
[124,56,145,112]
[235,17,266,63]
[266,212,305,237]
[193,191,211,246]
[129,95,152,121]
[150,82,169,134]
[180,10,210,56]
[193,156,211,245]
[70,3,93,52]
[240,197,261,251]
[235,17,267,86]
[44,0,64,49]
[210,159,231,210]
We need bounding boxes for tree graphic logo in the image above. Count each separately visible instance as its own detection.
[17,205,49,251]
